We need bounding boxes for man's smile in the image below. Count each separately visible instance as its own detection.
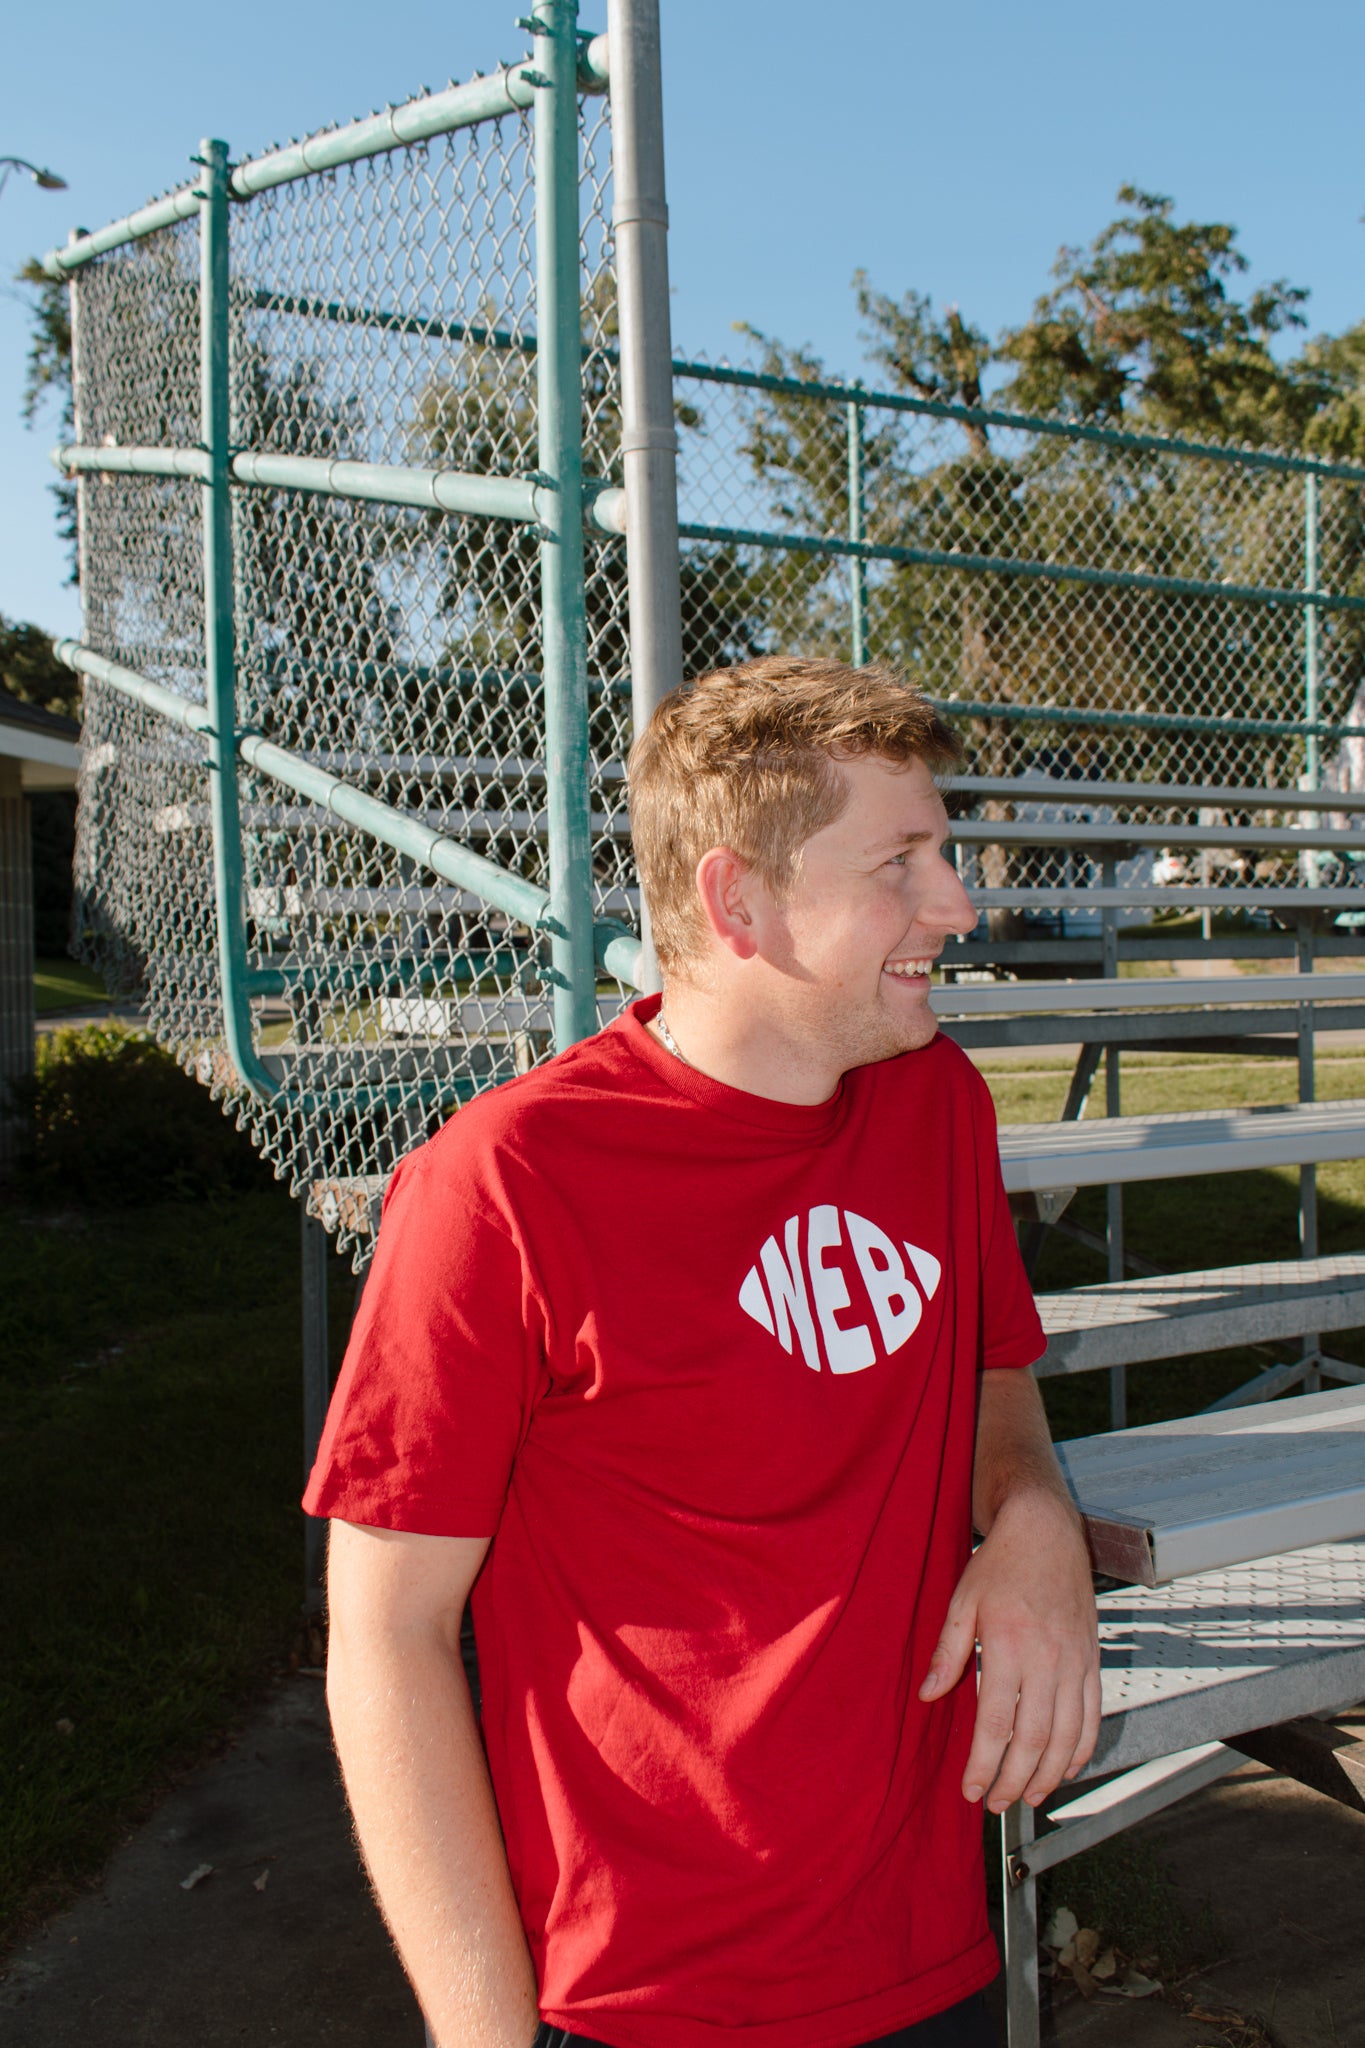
[882,953,940,981]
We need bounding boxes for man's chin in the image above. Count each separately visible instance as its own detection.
[892,1012,939,1056]
[838,1010,938,1074]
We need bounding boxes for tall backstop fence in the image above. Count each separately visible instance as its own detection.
[46,0,679,1260]
[671,357,1365,788]
[664,355,1365,913]
[42,0,1365,1259]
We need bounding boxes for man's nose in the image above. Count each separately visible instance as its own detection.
[931,855,979,937]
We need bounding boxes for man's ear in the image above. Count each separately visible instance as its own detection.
[695,846,760,961]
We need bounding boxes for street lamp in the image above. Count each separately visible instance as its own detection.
[0,157,68,201]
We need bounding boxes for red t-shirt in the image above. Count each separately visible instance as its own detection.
[305,1000,1044,2048]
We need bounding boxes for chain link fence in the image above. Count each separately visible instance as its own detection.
[48,8,1365,1262]
[670,353,1365,921]
[58,23,634,1263]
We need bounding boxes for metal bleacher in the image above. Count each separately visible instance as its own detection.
[938,777,1365,1417]
[940,782,1365,2046]
[44,10,1365,2040]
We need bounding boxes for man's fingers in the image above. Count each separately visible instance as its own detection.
[963,1649,1102,1811]
[918,1601,978,1702]
[960,1659,1023,1804]
[1062,1664,1104,1783]
[1020,1688,1087,1808]
[981,1681,1057,1814]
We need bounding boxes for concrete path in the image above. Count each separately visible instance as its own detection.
[35,1003,145,1036]
[0,1677,414,2048]
[2,1680,1360,2048]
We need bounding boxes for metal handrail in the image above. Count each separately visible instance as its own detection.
[40,43,611,277]
[53,442,622,532]
[676,518,1365,619]
[54,639,644,1018]
[950,775,1365,814]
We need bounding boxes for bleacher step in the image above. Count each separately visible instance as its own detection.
[1036,1254,1365,1372]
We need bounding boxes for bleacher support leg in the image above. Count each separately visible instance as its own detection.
[1102,877,1126,1427]
[1002,1802,1040,2048]
[302,1207,330,1611]
[1296,916,1322,1392]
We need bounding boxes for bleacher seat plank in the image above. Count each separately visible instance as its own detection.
[934,972,1365,1016]
[953,772,1365,814]
[998,1097,1365,1190]
[1035,1254,1365,1373]
[953,818,1365,854]
[1055,1387,1365,1584]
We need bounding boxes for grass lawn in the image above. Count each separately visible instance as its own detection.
[0,1186,352,1950]
[34,956,112,1015]
[980,1047,1365,1437]
[4,1040,1364,1968]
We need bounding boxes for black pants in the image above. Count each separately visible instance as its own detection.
[424,1995,998,2048]
[534,2002,997,2047]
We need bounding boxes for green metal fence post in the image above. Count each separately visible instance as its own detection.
[1304,472,1321,792]
[1101,860,1126,1430]
[532,0,598,1049]
[1298,484,1323,1343]
[198,137,276,1098]
[1300,472,1323,904]
[1295,913,1321,1391]
[847,395,866,666]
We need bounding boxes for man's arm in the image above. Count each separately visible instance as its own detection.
[325,1520,539,2048]
[918,1366,1102,1812]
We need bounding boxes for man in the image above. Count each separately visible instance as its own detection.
[306,657,1101,2048]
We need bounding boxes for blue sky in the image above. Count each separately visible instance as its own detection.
[3,0,1363,641]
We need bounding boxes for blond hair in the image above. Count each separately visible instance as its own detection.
[627,656,962,972]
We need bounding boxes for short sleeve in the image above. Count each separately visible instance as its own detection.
[303,1137,550,1537]
[970,1066,1047,1373]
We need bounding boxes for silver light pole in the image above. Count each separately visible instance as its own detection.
[0,157,67,201]
[608,0,683,994]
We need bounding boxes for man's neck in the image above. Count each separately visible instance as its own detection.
[650,982,842,1107]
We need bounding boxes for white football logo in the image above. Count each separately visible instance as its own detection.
[738,1205,942,1374]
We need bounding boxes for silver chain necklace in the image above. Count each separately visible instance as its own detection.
[655,1008,695,1070]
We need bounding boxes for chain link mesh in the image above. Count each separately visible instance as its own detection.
[228,110,550,1242]
[70,86,631,1262]
[673,359,1365,917]
[580,99,634,939]
[71,219,218,1021]
[67,70,1365,1261]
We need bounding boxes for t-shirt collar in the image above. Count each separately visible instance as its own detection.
[617,994,849,1138]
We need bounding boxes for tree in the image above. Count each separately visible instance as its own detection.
[728,191,1365,930]
[18,257,77,587]
[0,614,80,722]
[853,275,992,450]
[995,186,1320,445]
[736,188,1365,775]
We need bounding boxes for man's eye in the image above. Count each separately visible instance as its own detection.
[887,853,908,868]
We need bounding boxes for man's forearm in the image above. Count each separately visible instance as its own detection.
[327,1621,538,2048]
[972,1364,1085,1540]
[921,1364,1101,1809]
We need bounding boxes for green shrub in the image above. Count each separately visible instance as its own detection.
[11,1025,275,1204]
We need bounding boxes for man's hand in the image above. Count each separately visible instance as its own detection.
[918,1368,1101,1814]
